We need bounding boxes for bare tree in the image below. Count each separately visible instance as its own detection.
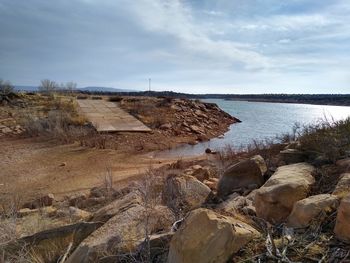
[0,79,14,95]
[65,81,77,93]
[38,79,57,94]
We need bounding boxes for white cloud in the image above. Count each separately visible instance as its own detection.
[0,0,350,93]
[125,0,270,69]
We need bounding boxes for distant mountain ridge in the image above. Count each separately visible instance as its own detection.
[79,86,135,92]
[14,85,135,92]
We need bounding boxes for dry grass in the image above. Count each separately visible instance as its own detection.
[217,117,350,171]
[297,117,350,163]
[233,211,350,263]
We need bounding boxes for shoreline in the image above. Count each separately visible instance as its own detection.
[223,98,350,107]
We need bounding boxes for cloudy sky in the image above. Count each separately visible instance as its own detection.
[0,0,349,93]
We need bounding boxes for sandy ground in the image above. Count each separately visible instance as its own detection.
[0,137,204,203]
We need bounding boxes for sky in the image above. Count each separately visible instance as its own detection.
[0,0,349,94]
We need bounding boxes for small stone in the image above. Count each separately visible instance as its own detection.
[1,127,12,134]
[22,194,55,209]
[160,123,172,130]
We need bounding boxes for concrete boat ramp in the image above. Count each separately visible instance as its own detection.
[77,99,151,132]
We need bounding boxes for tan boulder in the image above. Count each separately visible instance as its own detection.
[254,163,315,224]
[91,191,141,223]
[334,194,350,243]
[67,205,175,263]
[162,174,211,214]
[203,178,218,191]
[68,207,92,221]
[217,155,267,198]
[184,165,211,182]
[167,208,259,263]
[333,173,350,198]
[287,194,339,228]
[218,193,257,216]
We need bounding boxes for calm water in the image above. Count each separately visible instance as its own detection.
[154,99,350,158]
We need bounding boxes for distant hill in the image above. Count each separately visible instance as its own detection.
[14,85,136,92]
[78,86,136,92]
[15,85,38,91]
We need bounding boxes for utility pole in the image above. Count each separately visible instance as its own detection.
[148,78,151,93]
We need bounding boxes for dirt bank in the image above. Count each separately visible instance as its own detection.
[1,94,236,204]
[0,137,207,205]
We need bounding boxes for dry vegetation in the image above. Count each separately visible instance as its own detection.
[216,118,350,262]
[1,92,237,153]
[1,90,350,262]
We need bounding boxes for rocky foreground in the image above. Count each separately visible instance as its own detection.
[2,141,350,262]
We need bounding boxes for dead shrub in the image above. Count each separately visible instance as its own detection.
[150,112,166,129]
[76,95,88,100]
[297,118,350,163]
[108,96,123,102]
[21,96,92,144]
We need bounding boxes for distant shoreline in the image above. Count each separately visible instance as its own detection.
[223,98,350,107]
[77,90,350,107]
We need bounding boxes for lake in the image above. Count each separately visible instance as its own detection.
[155,99,350,158]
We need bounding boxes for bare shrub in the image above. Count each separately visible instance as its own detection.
[102,166,114,199]
[135,167,166,262]
[64,82,77,94]
[38,79,58,94]
[150,112,166,129]
[21,96,93,144]
[0,79,14,96]
[0,211,18,247]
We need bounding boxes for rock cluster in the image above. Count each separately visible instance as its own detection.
[4,153,350,262]
[254,163,315,224]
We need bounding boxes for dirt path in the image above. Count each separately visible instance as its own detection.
[0,137,204,203]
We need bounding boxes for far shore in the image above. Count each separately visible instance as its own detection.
[224,98,350,107]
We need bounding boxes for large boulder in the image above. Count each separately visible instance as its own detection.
[254,163,315,224]
[162,174,211,214]
[217,155,267,198]
[91,191,142,223]
[2,222,102,263]
[333,173,350,198]
[67,205,175,263]
[334,194,350,243]
[286,194,339,228]
[167,208,259,263]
